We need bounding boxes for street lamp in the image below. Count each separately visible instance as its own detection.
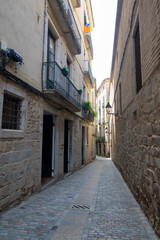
[105,102,118,116]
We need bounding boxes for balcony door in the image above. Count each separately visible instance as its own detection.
[47,30,55,87]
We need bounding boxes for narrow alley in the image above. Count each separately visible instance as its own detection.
[0,156,158,240]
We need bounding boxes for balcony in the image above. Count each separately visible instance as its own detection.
[71,0,81,8]
[48,0,81,55]
[82,110,94,122]
[84,33,93,60]
[42,61,81,112]
[83,60,94,88]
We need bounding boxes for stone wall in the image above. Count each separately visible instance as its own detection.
[0,78,42,211]
[0,77,96,212]
[110,0,160,236]
[112,70,160,236]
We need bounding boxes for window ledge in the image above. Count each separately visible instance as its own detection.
[0,129,25,139]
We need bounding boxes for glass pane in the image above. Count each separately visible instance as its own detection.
[49,37,55,62]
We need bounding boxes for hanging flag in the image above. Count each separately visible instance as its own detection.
[84,23,91,33]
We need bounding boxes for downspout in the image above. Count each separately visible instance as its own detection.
[41,0,47,90]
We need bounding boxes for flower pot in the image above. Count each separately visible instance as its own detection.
[61,67,69,76]
[78,89,82,95]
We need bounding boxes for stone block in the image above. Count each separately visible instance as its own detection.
[152,136,160,148]
[0,141,13,153]
[152,124,160,135]
[0,196,9,209]
[9,151,20,163]
[147,155,155,167]
[151,76,159,93]
[0,165,7,175]
[0,176,6,187]
[0,153,9,167]
[13,141,32,151]
[153,183,160,200]
[8,162,23,172]
[9,190,21,203]
[149,147,159,158]
[155,158,160,169]
[0,185,9,199]
[9,182,19,195]
[20,149,33,160]
[6,170,24,184]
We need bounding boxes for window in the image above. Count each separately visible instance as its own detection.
[47,30,55,84]
[2,93,22,130]
[134,23,142,94]
[119,83,122,115]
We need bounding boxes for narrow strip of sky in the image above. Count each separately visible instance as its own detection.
[91,0,117,88]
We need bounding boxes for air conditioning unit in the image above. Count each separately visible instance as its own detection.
[7,49,23,63]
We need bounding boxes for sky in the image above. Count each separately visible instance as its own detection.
[91,0,118,89]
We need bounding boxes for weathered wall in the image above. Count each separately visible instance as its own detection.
[0,75,96,211]
[0,0,96,212]
[0,77,42,211]
[0,0,44,91]
[111,0,160,236]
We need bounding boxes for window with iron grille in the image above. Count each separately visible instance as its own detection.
[134,23,142,94]
[2,93,22,130]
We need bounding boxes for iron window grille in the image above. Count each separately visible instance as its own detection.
[2,93,21,130]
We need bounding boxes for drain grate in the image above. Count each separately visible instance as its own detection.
[71,204,92,211]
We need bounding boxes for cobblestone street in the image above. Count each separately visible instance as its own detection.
[0,156,159,240]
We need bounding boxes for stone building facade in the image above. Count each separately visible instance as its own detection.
[0,0,96,211]
[109,0,160,236]
[96,79,110,157]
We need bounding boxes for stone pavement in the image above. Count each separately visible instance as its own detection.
[0,156,159,240]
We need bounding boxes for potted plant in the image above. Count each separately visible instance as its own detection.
[61,67,69,76]
[93,111,97,117]
[78,89,82,95]
[82,101,92,113]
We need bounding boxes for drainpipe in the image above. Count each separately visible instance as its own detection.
[41,0,47,90]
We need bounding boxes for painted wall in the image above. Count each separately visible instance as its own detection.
[0,0,44,91]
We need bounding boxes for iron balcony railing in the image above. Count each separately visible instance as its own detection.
[84,60,94,86]
[82,109,94,122]
[43,61,81,109]
[48,0,81,54]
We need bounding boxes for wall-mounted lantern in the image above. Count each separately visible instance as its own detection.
[105,102,118,116]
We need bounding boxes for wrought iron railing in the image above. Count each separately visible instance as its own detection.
[84,60,94,86]
[82,109,94,122]
[43,61,81,109]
